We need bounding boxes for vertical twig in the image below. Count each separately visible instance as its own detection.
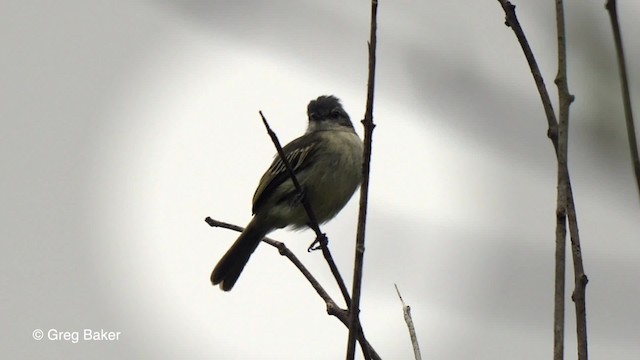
[496,2,588,360]
[395,284,422,360]
[605,0,640,201]
[346,0,378,359]
[554,1,589,359]
[554,0,572,357]
[496,2,565,358]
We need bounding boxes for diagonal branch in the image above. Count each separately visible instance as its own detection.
[497,0,558,137]
[258,111,352,307]
[257,112,372,360]
[258,110,324,238]
[205,217,381,360]
[605,0,640,202]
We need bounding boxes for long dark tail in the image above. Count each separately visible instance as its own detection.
[211,218,268,291]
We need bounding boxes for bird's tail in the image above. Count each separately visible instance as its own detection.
[211,218,268,291]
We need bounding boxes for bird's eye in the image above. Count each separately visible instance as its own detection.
[330,108,342,118]
[309,112,318,121]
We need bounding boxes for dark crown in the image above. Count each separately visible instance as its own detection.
[307,95,349,122]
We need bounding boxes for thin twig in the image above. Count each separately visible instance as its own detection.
[497,1,588,360]
[554,0,572,358]
[204,217,381,360]
[258,111,352,306]
[395,284,422,360]
[346,0,378,359]
[497,0,558,138]
[554,1,589,358]
[568,201,588,360]
[605,0,640,201]
[258,111,323,237]
[320,244,352,305]
[497,2,564,358]
[257,113,370,359]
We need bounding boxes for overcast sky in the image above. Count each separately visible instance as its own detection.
[2,0,640,359]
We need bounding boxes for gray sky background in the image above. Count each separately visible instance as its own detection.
[2,0,639,359]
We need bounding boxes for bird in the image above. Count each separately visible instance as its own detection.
[211,95,363,291]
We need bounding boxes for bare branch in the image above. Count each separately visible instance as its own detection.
[258,111,352,306]
[496,0,558,139]
[554,0,572,357]
[496,2,565,358]
[395,284,422,360]
[346,0,378,359]
[258,111,323,238]
[554,1,589,358]
[496,1,589,359]
[605,0,640,201]
[204,217,381,360]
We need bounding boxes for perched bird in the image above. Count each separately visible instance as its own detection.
[211,95,363,291]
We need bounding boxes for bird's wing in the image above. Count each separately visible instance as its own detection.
[251,136,317,214]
